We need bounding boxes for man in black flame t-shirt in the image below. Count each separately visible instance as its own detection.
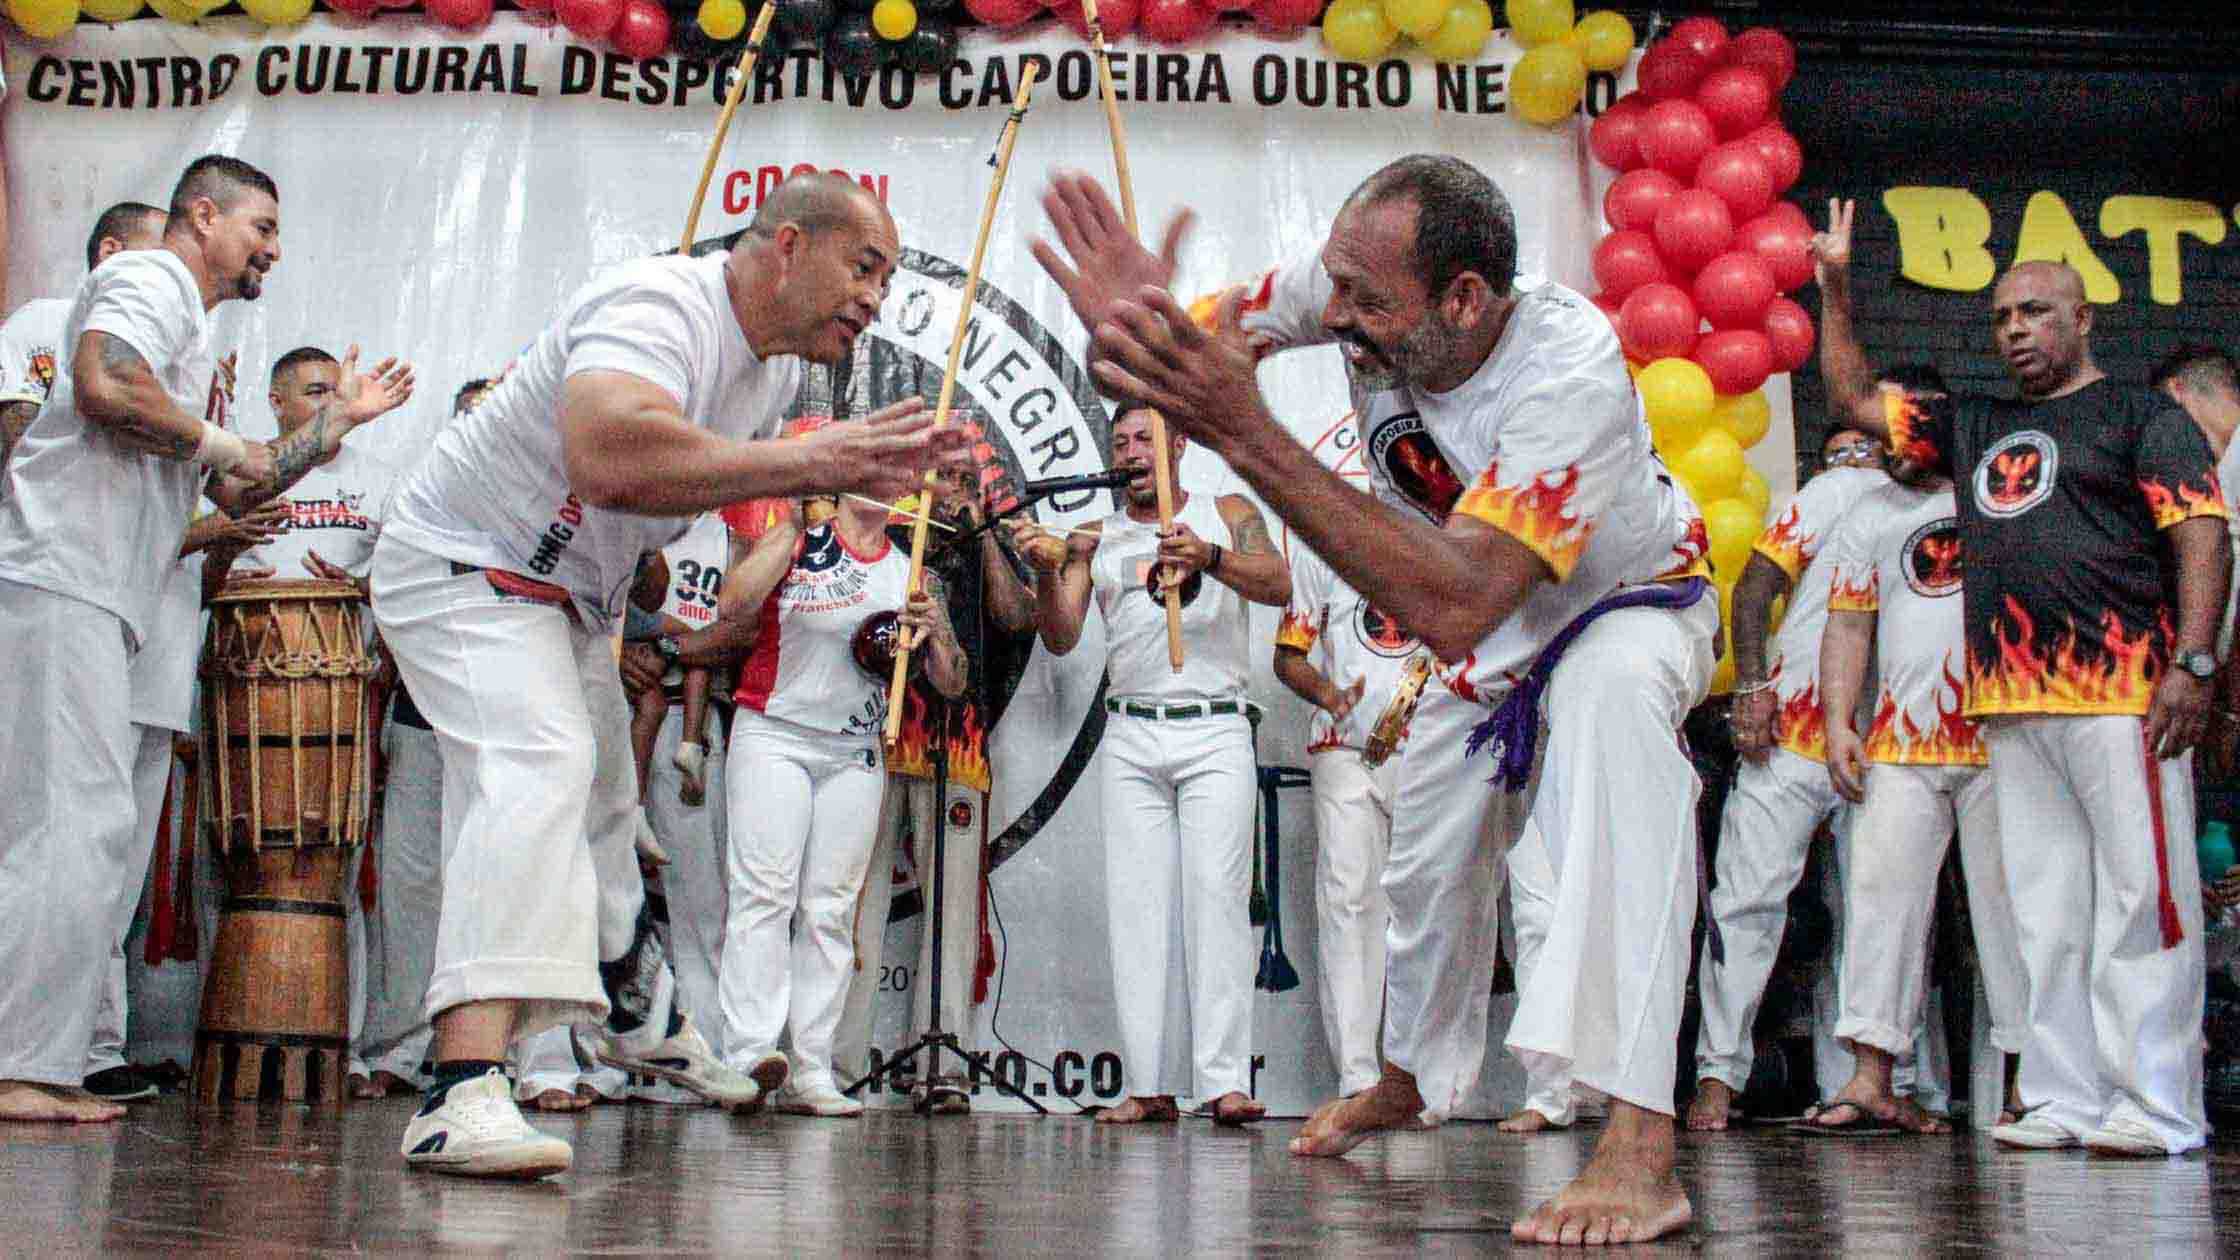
[1814,199,2229,1157]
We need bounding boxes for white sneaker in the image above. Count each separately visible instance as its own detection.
[1992,1111,2080,1150]
[774,1080,865,1118]
[672,740,707,807]
[633,807,671,867]
[402,1069,574,1180]
[594,1016,762,1111]
[2083,1115,2171,1157]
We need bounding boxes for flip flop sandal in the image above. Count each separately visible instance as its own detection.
[1787,1100,1900,1137]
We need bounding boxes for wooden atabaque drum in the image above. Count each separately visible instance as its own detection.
[192,580,377,1104]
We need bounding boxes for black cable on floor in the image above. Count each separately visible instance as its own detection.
[984,875,1095,1115]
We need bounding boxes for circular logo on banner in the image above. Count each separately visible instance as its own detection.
[947,798,975,830]
[1901,518,1964,597]
[687,231,1111,887]
[1356,602,1419,657]
[1972,430,2057,519]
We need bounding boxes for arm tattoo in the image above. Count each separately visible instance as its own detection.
[1232,513,1275,555]
[0,401,35,470]
[87,332,199,461]
[233,403,339,507]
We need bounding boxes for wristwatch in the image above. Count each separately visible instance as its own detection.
[653,635,682,668]
[2175,649,2217,680]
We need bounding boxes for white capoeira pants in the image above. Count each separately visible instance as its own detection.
[649,704,729,1060]
[1503,822,1573,1124]
[1387,598,1716,1120]
[369,538,653,1045]
[85,724,179,1077]
[1694,745,1845,1096]
[1308,747,1394,1098]
[1984,714,2207,1152]
[352,714,444,1083]
[1100,708,1257,1101]
[1837,761,2027,1063]
[835,775,988,1083]
[720,709,885,1092]
[0,579,162,1087]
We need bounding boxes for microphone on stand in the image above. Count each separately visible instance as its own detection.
[1020,469,1136,501]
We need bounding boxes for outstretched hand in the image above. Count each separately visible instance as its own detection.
[1810,198,1855,288]
[1032,172,1193,346]
[820,399,969,502]
[337,345,417,426]
[1089,286,1269,456]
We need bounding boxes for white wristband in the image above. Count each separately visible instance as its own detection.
[193,421,248,473]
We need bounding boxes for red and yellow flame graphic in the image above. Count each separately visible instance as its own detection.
[1828,567,1879,613]
[1752,502,1812,581]
[1864,661,1985,765]
[1656,515,1712,582]
[2138,475,2229,530]
[1772,679,1828,761]
[1275,608,1318,652]
[1455,462,1590,579]
[1968,596,2161,717]
[888,689,993,794]
[1883,389,1943,471]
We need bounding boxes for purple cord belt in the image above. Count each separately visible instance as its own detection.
[1464,577,1712,792]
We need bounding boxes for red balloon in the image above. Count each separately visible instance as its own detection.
[1734,210,1813,293]
[1723,26,1797,95]
[1593,230,1670,302]
[1667,15,1728,62]
[1636,100,1717,179]
[1588,99,1649,172]
[1693,329,1775,395]
[516,0,553,11]
[1694,143,1775,221]
[1764,199,1811,234]
[1618,283,1701,362]
[1139,0,1216,43]
[1057,0,1142,37]
[1245,0,1318,32]
[1603,168,1683,232]
[1695,65,1771,139]
[327,0,380,13]
[1762,297,1816,372]
[1635,40,1710,102]
[1653,188,1735,274]
[966,0,1043,26]
[1590,292,1624,326]
[1742,124,1803,195]
[427,0,493,30]
[610,0,669,57]
[556,0,622,39]
[1692,250,1777,331]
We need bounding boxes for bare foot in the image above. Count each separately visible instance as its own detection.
[1887,1096,1949,1135]
[1498,1108,1568,1133]
[1512,1102,1692,1246]
[0,1080,126,1123]
[1288,1066,1425,1157]
[528,1087,594,1113]
[1210,1091,1265,1127]
[1096,1095,1179,1125]
[1684,1079,1736,1132]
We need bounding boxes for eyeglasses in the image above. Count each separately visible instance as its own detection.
[1824,441,1884,468]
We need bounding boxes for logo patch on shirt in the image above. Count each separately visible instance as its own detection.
[1355,602,1419,658]
[1973,430,2057,519]
[1365,411,1464,523]
[1902,518,1964,597]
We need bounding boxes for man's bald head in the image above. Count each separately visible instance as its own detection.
[743,172,890,244]
[729,171,900,367]
[1990,259,2097,399]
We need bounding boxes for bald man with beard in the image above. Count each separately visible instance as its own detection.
[1817,200,2229,1157]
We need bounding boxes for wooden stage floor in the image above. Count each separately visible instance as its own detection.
[8,1097,2237,1255]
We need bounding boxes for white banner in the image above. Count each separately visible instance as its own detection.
[5,14,1613,1116]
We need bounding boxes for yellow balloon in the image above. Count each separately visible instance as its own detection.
[1711,389,1771,448]
[81,0,142,20]
[146,0,215,20]
[1323,0,1398,62]
[698,0,745,40]
[871,0,917,41]
[1570,9,1634,72]
[240,0,309,25]
[1638,356,1714,442]
[1510,43,1586,125]
[1736,465,1771,520]
[1383,0,1444,39]
[1504,0,1573,46]
[8,0,78,37]
[1705,497,1761,581]
[1418,0,1493,59]
[1680,434,1749,510]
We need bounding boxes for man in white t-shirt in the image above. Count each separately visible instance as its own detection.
[372,172,958,1178]
[1272,542,1421,1104]
[0,201,169,475]
[239,346,401,584]
[1038,156,1712,1244]
[0,155,413,1126]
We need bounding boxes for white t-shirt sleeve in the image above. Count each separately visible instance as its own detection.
[562,281,704,417]
[1818,501,1880,615]
[0,321,43,406]
[79,255,193,374]
[1452,374,1633,583]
